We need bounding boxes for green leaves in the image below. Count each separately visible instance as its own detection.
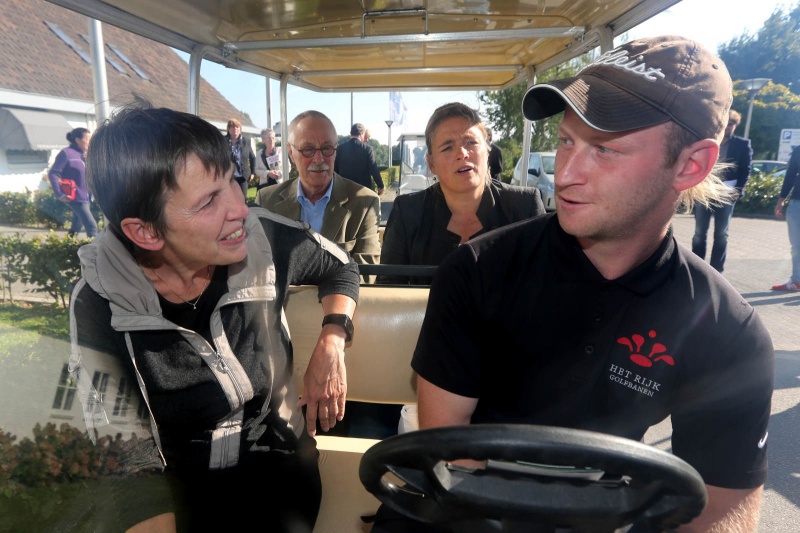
[0,233,85,308]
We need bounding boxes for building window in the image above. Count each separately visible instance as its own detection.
[44,21,91,64]
[108,43,149,81]
[52,363,77,411]
[80,34,128,75]
[87,370,110,413]
[136,398,149,421]
[113,376,132,417]
[6,150,49,167]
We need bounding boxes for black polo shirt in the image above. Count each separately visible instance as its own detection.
[412,213,774,489]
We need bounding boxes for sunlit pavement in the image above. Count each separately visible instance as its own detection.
[651,213,800,532]
[2,214,798,530]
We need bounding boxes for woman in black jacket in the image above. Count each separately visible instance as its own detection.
[379,102,546,284]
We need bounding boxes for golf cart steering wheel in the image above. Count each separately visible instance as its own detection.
[359,424,707,533]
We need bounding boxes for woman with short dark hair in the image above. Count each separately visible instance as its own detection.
[71,104,359,532]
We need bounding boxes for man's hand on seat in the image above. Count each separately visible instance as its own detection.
[299,330,348,437]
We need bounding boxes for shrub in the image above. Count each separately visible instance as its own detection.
[0,192,33,226]
[18,234,84,308]
[33,188,71,229]
[0,233,29,304]
[737,170,784,215]
[0,233,85,307]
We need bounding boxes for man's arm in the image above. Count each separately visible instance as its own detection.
[497,146,504,173]
[366,145,385,193]
[775,148,800,218]
[299,293,357,437]
[248,146,256,182]
[416,375,477,428]
[734,137,754,198]
[677,485,762,533]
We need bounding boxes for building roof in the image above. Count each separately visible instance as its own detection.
[0,0,254,128]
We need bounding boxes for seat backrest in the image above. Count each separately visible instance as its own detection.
[285,284,428,404]
[284,284,429,533]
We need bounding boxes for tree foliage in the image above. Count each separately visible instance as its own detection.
[731,81,800,159]
[718,2,800,94]
[478,55,591,176]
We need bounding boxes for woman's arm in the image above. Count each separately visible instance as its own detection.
[48,149,69,198]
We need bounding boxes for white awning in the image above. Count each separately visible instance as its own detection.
[0,107,72,151]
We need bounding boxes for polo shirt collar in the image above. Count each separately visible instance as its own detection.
[551,218,676,296]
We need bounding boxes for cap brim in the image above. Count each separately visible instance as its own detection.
[522,75,671,133]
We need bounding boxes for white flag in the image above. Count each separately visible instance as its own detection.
[390,92,406,127]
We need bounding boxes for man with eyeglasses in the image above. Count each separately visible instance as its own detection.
[256,110,381,268]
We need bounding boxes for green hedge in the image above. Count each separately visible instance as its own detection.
[735,170,784,215]
[0,189,103,229]
[0,232,85,308]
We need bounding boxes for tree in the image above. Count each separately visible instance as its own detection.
[478,54,591,178]
[731,81,800,159]
[718,2,800,94]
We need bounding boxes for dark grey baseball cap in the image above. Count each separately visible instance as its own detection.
[522,35,733,140]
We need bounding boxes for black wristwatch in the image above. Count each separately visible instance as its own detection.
[322,314,354,342]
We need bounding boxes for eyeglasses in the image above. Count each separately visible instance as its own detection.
[292,144,337,158]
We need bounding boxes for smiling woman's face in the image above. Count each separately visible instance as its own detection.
[426,116,488,196]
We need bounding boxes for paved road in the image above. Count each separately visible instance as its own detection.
[652,214,800,533]
[3,214,799,530]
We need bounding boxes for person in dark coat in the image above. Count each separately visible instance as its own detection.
[334,123,385,194]
[486,127,504,182]
[691,109,752,272]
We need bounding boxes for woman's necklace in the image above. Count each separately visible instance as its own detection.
[149,265,213,310]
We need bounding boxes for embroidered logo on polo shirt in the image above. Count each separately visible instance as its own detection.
[617,330,674,368]
[608,330,672,398]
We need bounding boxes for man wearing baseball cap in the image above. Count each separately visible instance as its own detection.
[371,36,774,533]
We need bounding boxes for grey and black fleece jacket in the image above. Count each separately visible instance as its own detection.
[68,207,360,475]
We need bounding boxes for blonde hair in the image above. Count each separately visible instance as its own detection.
[665,123,734,212]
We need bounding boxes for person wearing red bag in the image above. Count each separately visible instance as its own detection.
[48,127,98,238]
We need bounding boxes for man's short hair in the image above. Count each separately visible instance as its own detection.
[261,128,275,138]
[350,123,366,136]
[227,118,242,129]
[728,110,742,126]
[288,110,336,145]
[522,35,733,142]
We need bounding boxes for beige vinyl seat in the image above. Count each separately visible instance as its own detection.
[285,284,428,533]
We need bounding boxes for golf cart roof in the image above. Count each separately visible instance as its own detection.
[45,0,682,93]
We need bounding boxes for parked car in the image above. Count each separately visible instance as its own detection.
[751,160,787,175]
[511,151,557,211]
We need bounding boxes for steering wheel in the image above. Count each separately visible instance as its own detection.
[359,424,707,533]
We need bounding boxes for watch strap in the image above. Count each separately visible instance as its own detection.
[322,313,353,342]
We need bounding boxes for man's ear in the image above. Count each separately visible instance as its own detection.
[426,153,435,175]
[673,139,720,192]
[120,218,164,251]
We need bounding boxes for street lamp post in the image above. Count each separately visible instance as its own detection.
[741,78,770,139]
[385,120,394,167]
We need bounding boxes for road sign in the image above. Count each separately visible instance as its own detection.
[779,129,800,162]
